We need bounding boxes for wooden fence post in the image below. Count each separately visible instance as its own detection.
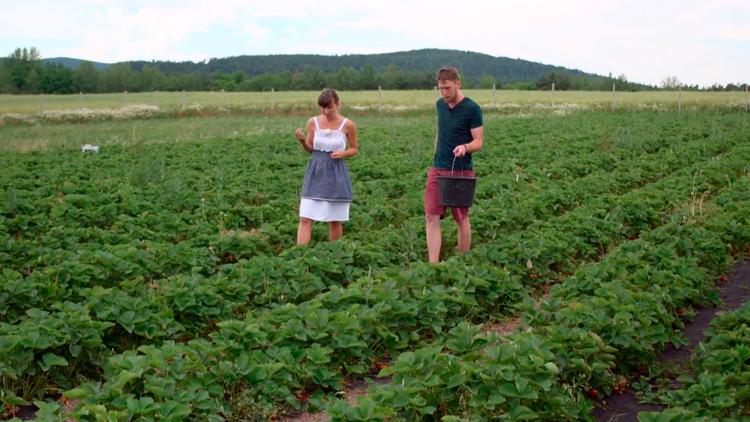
[678,85,682,112]
[378,85,382,111]
[551,82,555,106]
[611,82,616,111]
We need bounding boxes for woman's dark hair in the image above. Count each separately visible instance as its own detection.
[318,89,340,107]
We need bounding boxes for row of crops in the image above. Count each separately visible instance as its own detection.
[639,300,750,420]
[1,110,749,420]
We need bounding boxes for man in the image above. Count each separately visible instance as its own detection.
[424,66,484,262]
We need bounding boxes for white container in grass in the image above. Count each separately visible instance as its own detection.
[81,144,100,153]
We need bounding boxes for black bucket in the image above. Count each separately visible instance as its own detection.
[437,154,478,207]
[437,175,477,207]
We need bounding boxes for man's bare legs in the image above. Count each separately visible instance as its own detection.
[426,213,442,263]
[427,214,471,262]
[457,217,471,252]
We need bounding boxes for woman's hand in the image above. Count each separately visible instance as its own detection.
[330,150,347,159]
[294,127,305,142]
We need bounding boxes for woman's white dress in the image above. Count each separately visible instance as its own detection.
[299,117,352,222]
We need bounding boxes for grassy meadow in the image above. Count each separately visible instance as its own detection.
[0,89,747,153]
[0,88,747,115]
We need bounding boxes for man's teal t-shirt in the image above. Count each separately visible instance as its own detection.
[433,97,483,169]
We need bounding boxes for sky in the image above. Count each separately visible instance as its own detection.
[1,0,748,87]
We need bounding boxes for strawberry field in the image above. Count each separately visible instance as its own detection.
[1,109,750,420]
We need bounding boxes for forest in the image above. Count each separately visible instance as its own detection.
[1,47,747,94]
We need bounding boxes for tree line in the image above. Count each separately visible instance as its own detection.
[1,47,746,94]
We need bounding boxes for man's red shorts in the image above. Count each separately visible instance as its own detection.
[424,166,475,221]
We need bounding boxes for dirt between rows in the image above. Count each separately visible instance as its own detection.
[593,257,750,421]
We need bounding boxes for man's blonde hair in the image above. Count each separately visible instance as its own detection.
[436,66,460,82]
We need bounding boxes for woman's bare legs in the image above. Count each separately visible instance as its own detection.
[297,217,313,245]
[329,221,343,241]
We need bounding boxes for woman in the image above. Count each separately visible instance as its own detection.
[293,89,358,245]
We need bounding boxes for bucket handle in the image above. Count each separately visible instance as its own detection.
[449,153,467,176]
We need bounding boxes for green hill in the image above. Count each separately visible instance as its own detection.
[42,57,111,70]
[11,48,653,92]
[123,48,644,87]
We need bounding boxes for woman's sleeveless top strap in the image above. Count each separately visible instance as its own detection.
[337,118,348,131]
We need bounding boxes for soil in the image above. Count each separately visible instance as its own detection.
[483,317,523,335]
[592,257,750,421]
[1,397,78,421]
[1,405,37,421]
[283,377,391,422]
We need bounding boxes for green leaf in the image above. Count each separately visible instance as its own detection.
[81,404,107,416]
[498,383,518,397]
[1,392,30,406]
[509,404,537,420]
[40,353,68,371]
[419,405,437,415]
[63,388,89,400]
[487,393,506,406]
[515,376,530,393]
[305,344,332,365]
[246,364,267,383]
[378,366,395,377]
[159,400,191,418]
[354,397,376,420]
[33,400,62,419]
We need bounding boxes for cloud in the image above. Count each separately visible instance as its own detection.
[49,1,256,61]
[0,0,747,86]
[240,23,270,40]
[717,26,750,41]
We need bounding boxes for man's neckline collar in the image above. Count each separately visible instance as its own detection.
[445,96,466,109]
